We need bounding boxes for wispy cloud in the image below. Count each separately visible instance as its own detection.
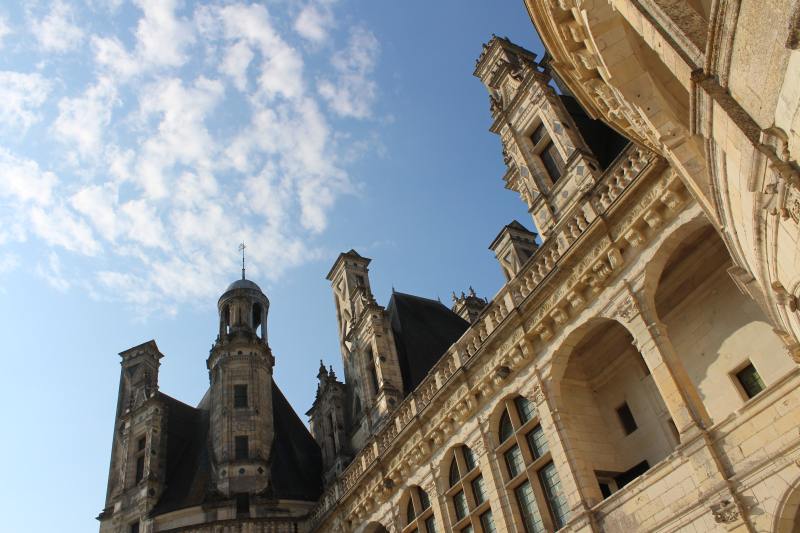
[0,0,381,315]
[0,71,51,132]
[318,26,380,119]
[31,0,85,53]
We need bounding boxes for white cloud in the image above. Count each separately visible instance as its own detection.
[294,3,335,44]
[135,76,224,199]
[93,0,194,78]
[221,40,254,92]
[32,0,85,53]
[318,26,379,118]
[70,184,121,242]
[0,252,19,276]
[0,148,57,205]
[29,204,101,255]
[53,77,118,156]
[0,71,51,132]
[36,251,71,292]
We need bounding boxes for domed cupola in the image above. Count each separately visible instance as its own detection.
[217,275,270,343]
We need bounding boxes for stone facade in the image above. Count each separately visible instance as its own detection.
[100,3,800,532]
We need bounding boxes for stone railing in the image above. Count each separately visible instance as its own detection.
[308,143,657,528]
[161,517,307,533]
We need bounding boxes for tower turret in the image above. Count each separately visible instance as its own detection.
[475,36,626,238]
[207,276,274,499]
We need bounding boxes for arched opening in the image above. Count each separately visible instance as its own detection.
[401,485,436,533]
[556,318,677,501]
[222,304,231,335]
[362,522,389,533]
[441,445,497,531]
[252,302,263,337]
[493,394,569,532]
[775,478,800,533]
[653,225,793,423]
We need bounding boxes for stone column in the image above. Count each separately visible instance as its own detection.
[616,292,712,438]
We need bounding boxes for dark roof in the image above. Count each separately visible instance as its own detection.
[222,278,263,295]
[151,381,322,517]
[559,94,630,169]
[151,393,211,516]
[387,292,470,394]
[266,383,323,501]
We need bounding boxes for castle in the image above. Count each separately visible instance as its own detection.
[99,2,800,532]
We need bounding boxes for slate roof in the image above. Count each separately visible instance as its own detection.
[150,381,322,517]
[558,94,630,170]
[387,292,470,395]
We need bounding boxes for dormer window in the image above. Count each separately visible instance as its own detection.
[530,123,565,184]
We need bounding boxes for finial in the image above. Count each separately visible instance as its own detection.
[451,291,457,302]
[469,286,476,297]
[392,285,396,294]
[239,241,246,280]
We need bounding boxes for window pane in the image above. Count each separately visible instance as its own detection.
[616,402,638,435]
[515,396,535,424]
[540,462,569,529]
[235,435,249,460]
[461,525,474,533]
[454,490,468,520]
[525,425,548,459]
[424,515,437,533]
[463,446,476,471]
[515,480,546,533]
[541,142,564,182]
[234,384,248,408]
[736,363,765,398]
[471,475,486,505]
[407,498,416,524]
[135,456,144,483]
[418,487,431,510]
[505,444,525,478]
[449,457,461,487]
[480,510,497,533]
[499,410,514,442]
[531,123,547,145]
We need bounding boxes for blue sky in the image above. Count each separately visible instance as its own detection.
[0,1,543,530]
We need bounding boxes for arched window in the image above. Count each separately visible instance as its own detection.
[444,445,497,532]
[496,395,569,532]
[402,486,437,533]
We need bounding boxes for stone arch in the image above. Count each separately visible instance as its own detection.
[361,521,390,533]
[546,316,678,504]
[581,0,712,212]
[486,391,537,450]
[651,219,793,423]
[774,475,800,533]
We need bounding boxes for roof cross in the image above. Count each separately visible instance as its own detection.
[239,242,246,280]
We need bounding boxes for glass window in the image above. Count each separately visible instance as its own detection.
[505,444,525,478]
[540,462,569,529]
[424,515,437,533]
[461,525,474,533]
[137,436,146,451]
[407,498,416,524]
[525,425,548,458]
[419,488,431,510]
[616,402,638,435]
[531,123,547,146]
[234,384,248,408]
[515,480,545,533]
[449,457,461,487]
[135,456,144,483]
[130,522,140,533]
[499,410,514,442]
[235,435,249,460]
[454,490,468,520]
[480,510,497,533]
[736,363,765,398]
[515,397,535,424]
[541,141,564,182]
[471,475,486,505]
[463,446,476,472]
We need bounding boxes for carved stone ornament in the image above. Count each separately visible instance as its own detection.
[710,500,739,523]
[615,296,639,322]
[531,384,545,404]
